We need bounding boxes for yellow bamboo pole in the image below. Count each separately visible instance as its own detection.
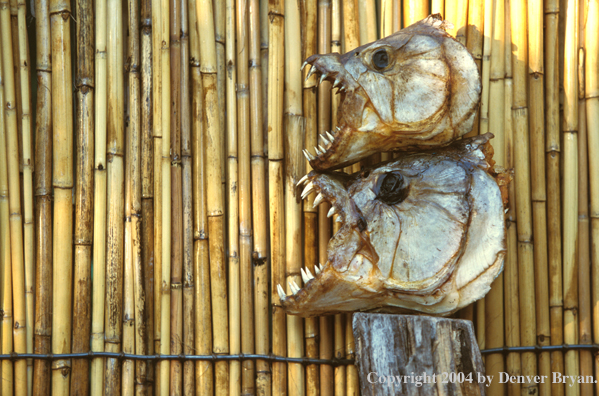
[91,0,108,390]
[0,40,15,396]
[226,0,240,393]
[189,0,213,391]
[577,9,592,391]
[392,0,401,31]
[404,0,429,26]
[267,0,287,392]
[358,0,377,45]
[169,0,182,389]
[587,0,599,393]
[431,0,444,15]
[503,6,522,396]
[141,0,154,389]
[49,0,74,393]
[14,0,33,389]
[484,1,505,394]
[380,0,393,162]
[159,0,172,390]
[151,0,163,387]
[249,0,270,394]
[104,0,125,390]
[463,0,483,138]
[545,0,564,392]
[180,0,194,391]
[445,0,465,41]
[235,0,256,394]
[527,0,552,391]
[196,1,229,394]
[302,0,319,394]
[564,0,580,394]
[71,0,94,391]
[32,0,52,392]
[214,0,226,204]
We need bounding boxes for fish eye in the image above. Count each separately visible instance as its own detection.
[375,171,409,205]
[372,49,389,71]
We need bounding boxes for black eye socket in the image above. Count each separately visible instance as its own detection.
[375,172,409,205]
[372,49,389,70]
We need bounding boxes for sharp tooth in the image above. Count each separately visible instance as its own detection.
[320,134,331,145]
[326,131,335,142]
[315,265,321,275]
[318,144,326,153]
[301,181,315,200]
[305,267,315,279]
[333,76,342,88]
[297,174,310,187]
[314,146,324,156]
[327,206,336,218]
[306,65,318,82]
[319,73,328,85]
[289,281,301,295]
[303,149,315,161]
[277,284,286,301]
[319,263,324,272]
[301,268,310,284]
[313,193,325,207]
[335,126,341,133]
[301,61,309,71]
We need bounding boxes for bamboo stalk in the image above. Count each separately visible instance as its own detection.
[301,0,319,394]
[392,0,401,32]
[444,0,463,41]
[180,0,194,391]
[472,0,491,140]
[0,40,15,396]
[71,0,94,391]
[317,1,334,394]
[48,0,74,393]
[169,0,183,389]
[196,1,229,394]
[32,0,52,392]
[577,20,592,394]
[284,0,305,394]
[189,0,213,392]
[248,0,270,394]
[544,0,564,392]
[151,0,163,387]
[510,0,538,392]
[334,314,345,396]
[380,0,393,38]
[15,0,33,389]
[226,0,240,393]
[484,1,505,393]
[503,10,522,394]
[128,0,150,392]
[260,0,268,159]
[140,0,154,390]
[563,0,580,394]
[358,0,377,45]
[527,0,552,391]
[214,0,226,204]
[267,0,287,393]
[159,0,172,390]
[464,0,483,138]
[431,0,444,15]
[90,0,108,389]
[1,0,27,391]
[341,0,359,53]
[235,0,257,394]
[587,0,599,393]
[403,0,429,26]
[104,0,126,391]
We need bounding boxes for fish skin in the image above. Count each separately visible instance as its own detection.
[282,133,507,317]
[303,14,481,171]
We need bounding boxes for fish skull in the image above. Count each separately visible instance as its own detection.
[280,133,506,317]
[303,14,481,171]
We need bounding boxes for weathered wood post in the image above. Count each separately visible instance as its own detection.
[353,313,486,396]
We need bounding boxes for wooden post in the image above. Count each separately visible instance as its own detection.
[353,313,486,396]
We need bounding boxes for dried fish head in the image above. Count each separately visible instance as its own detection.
[281,134,506,317]
[303,14,481,171]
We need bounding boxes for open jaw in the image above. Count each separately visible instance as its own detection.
[279,134,507,318]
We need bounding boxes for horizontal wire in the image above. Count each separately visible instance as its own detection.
[480,344,599,355]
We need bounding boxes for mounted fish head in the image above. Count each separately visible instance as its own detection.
[280,134,507,317]
[303,14,481,171]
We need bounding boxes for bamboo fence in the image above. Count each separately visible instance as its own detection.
[0,0,597,395]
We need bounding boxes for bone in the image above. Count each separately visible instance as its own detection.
[297,174,310,187]
[320,134,331,146]
[301,182,315,200]
[305,267,315,279]
[313,193,325,208]
[319,73,328,85]
[327,206,336,218]
[319,263,324,272]
[333,76,342,88]
[303,149,315,161]
[301,60,309,71]
[314,146,324,156]
[289,281,301,295]
[318,144,327,153]
[314,265,321,275]
[306,65,318,82]
[326,131,335,142]
[277,284,286,301]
